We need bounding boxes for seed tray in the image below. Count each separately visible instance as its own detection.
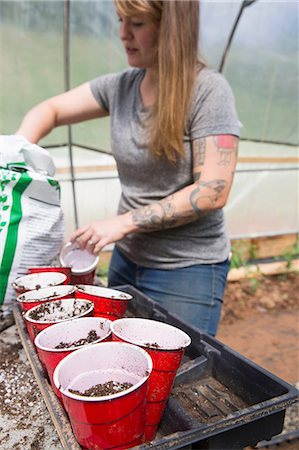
[14,284,299,450]
[122,285,299,449]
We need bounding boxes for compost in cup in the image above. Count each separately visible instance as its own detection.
[53,341,153,449]
[17,284,75,312]
[23,298,94,341]
[111,317,191,441]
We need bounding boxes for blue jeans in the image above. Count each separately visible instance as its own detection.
[108,246,230,336]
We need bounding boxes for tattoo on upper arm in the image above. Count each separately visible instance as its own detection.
[192,138,206,181]
[190,179,227,217]
[213,135,238,167]
[193,138,206,165]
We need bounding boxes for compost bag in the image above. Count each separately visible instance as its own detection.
[0,135,64,307]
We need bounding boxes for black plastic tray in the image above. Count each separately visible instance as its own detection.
[119,284,299,449]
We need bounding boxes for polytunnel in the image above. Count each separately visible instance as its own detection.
[1,4,299,449]
[0,0,298,256]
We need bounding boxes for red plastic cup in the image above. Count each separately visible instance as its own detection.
[60,242,99,285]
[53,341,153,449]
[34,317,111,398]
[75,285,133,320]
[28,266,72,284]
[23,298,94,342]
[111,318,191,441]
[16,285,75,312]
[12,271,68,296]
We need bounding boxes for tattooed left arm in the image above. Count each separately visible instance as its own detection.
[190,135,239,217]
[131,135,239,230]
[71,135,239,253]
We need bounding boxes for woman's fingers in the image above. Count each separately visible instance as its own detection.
[71,227,94,250]
[70,225,89,243]
[69,216,126,254]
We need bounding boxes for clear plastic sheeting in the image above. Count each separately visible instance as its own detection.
[48,146,120,239]
[0,0,67,146]
[225,140,298,238]
[200,0,244,68]
[222,0,298,146]
[226,168,298,239]
[69,0,127,150]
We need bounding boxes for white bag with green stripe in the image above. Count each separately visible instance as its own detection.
[0,135,64,307]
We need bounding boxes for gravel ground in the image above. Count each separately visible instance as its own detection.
[0,324,62,450]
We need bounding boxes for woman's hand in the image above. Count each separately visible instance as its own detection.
[70,213,134,254]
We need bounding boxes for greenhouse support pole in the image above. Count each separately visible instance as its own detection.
[64,0,79,229]
[219,0,258,73]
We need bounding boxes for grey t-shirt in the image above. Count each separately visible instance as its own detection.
[90,67,240,268]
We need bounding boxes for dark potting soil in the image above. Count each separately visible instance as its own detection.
[28,300,89,321]
[17,283,53,291]
[19,291,60,302]
[69,381,133,397]
[55,330,100,349]
[144,342,161,349]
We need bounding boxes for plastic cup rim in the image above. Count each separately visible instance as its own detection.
[76,284,133,301]
[111,318,191,351]
[16,285,75,303]
[12,271,67,290]
[53,341,153,402]
[34,317,112,352]
[60,242,99,275]
[23,298,94,324]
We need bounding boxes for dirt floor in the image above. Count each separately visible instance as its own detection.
[218,271,299,384]
[0,271,298,449]
[217,270,299,450]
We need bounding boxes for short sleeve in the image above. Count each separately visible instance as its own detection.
[90,72,120,113]
[188,69,241,140]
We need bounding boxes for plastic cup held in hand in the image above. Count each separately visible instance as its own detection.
[60,242,99,285]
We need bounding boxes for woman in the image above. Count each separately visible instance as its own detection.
[16,0,240,336]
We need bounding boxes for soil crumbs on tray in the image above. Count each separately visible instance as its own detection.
[0,325,61,450]
[0,271,298,449]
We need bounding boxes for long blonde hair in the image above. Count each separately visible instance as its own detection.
[115,0,203,162]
